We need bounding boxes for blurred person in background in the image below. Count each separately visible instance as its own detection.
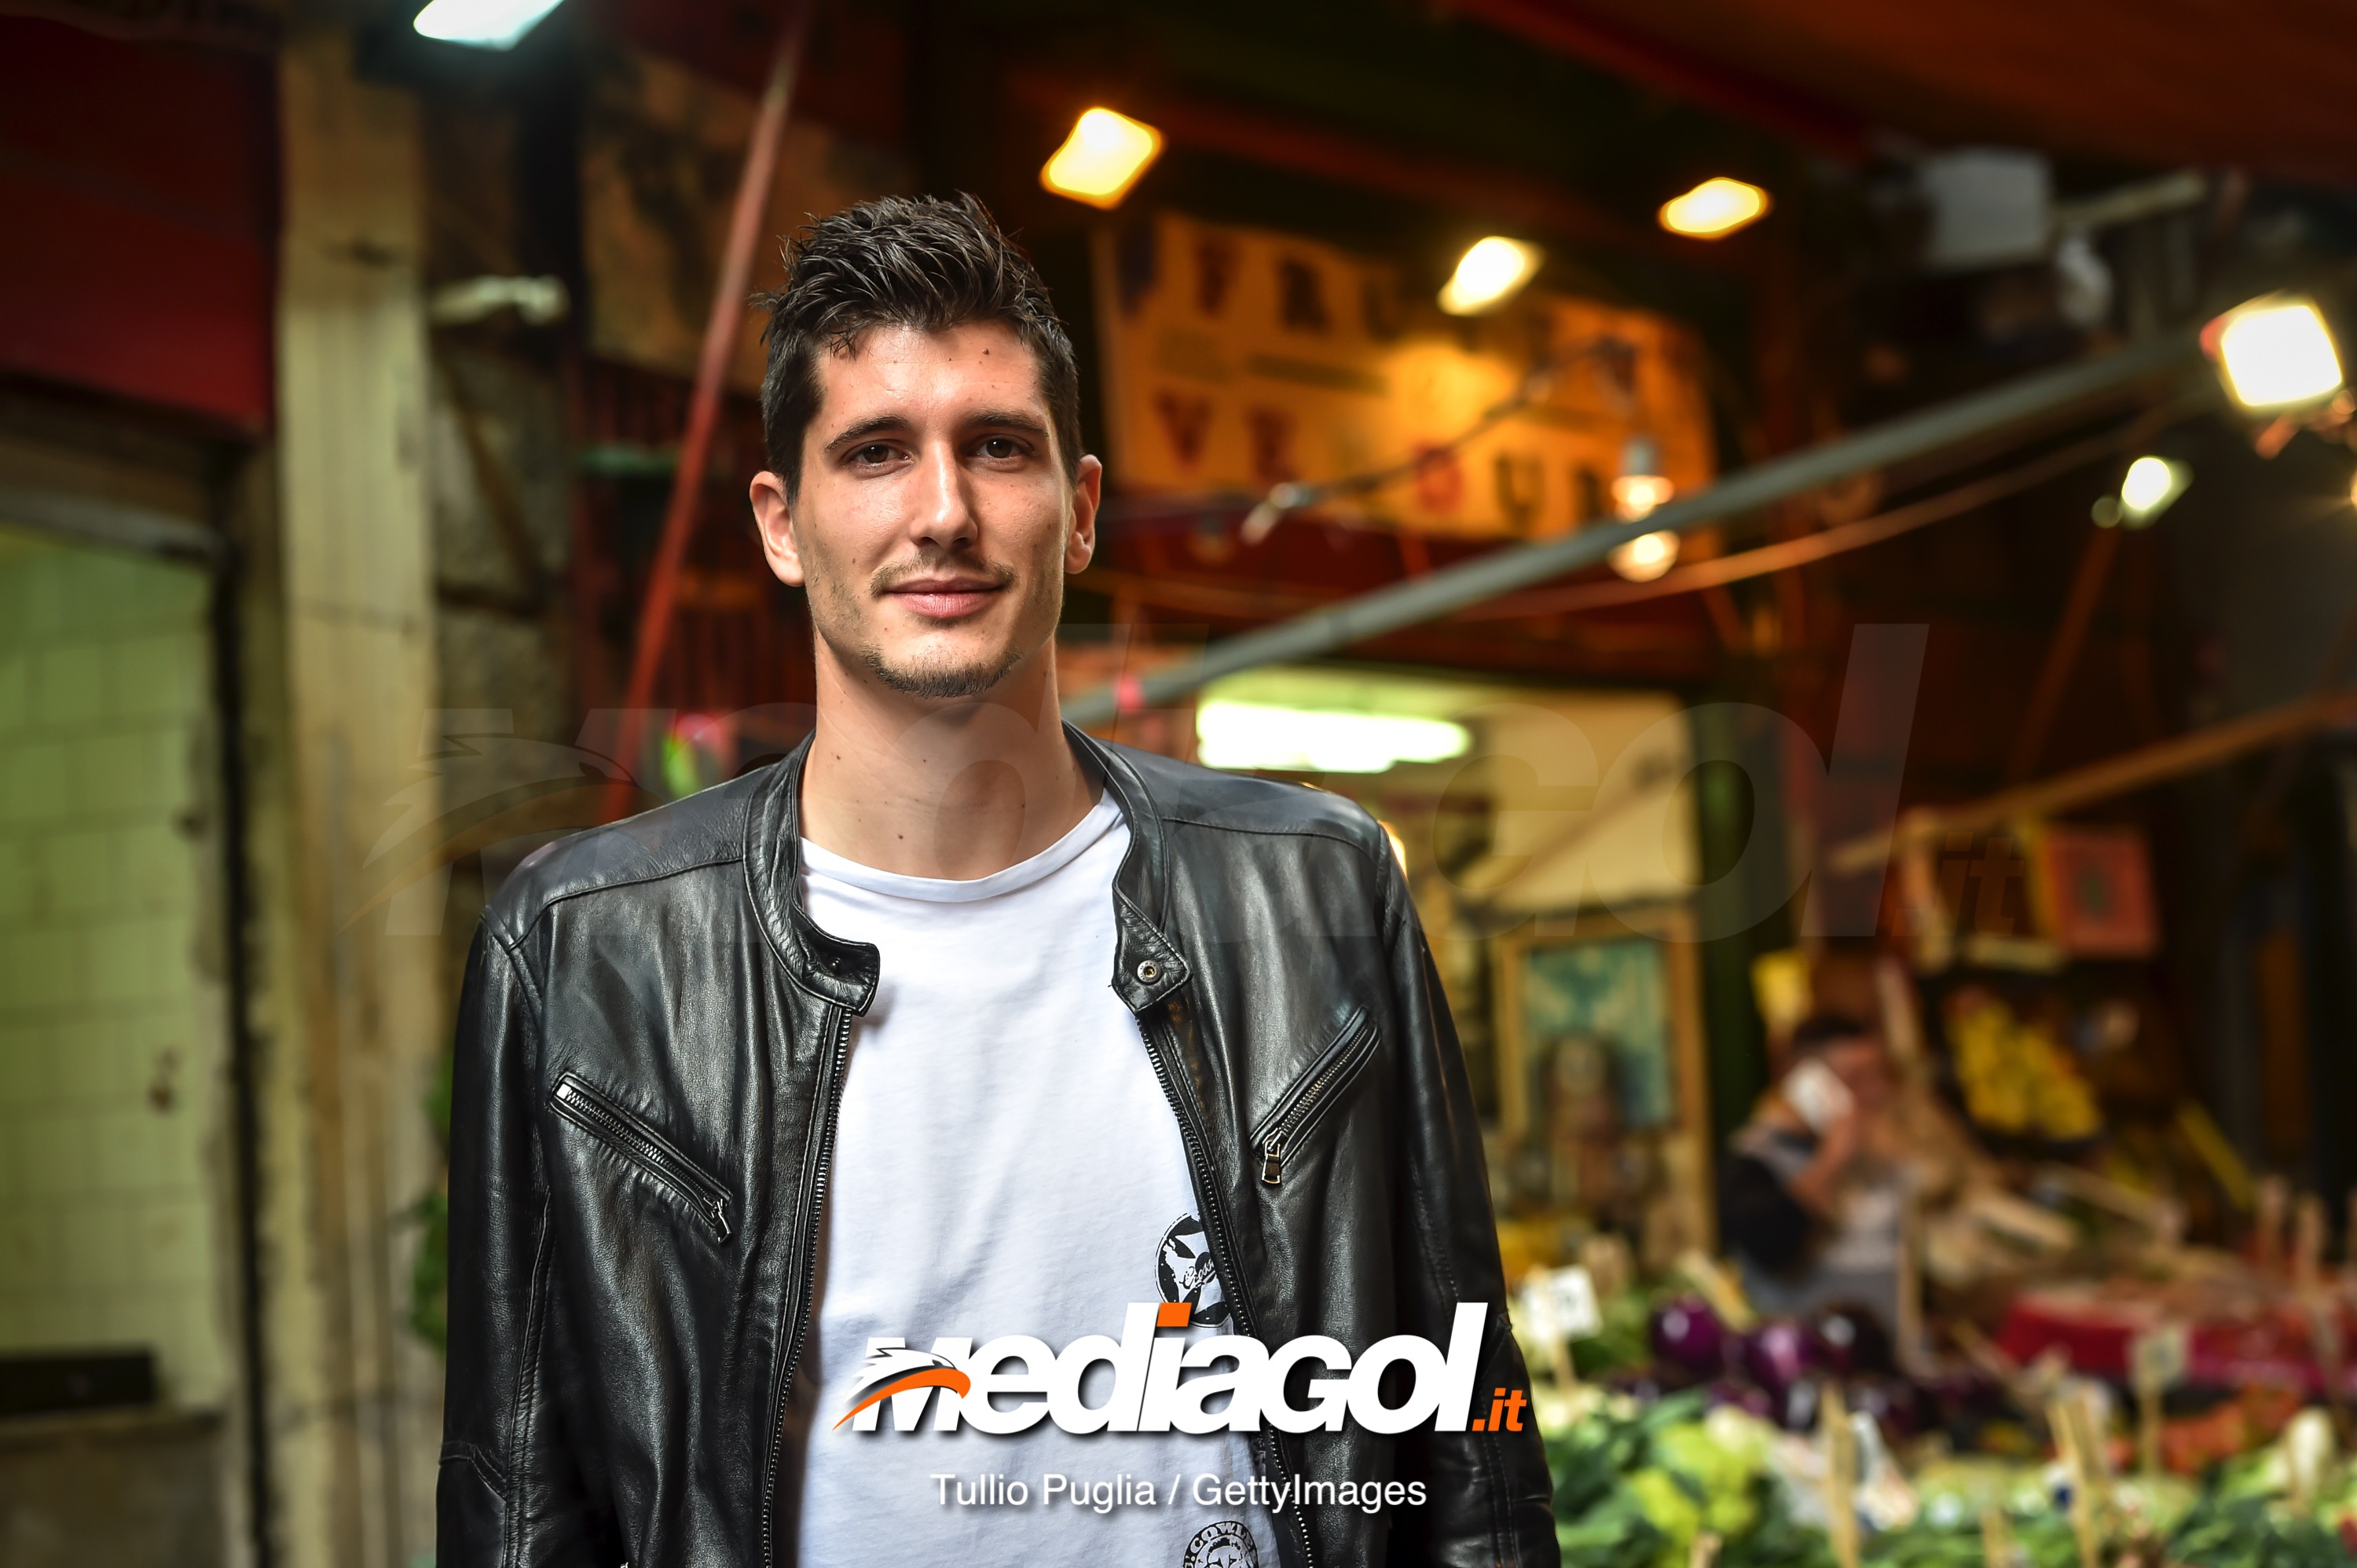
[1720,1012,1906,1332]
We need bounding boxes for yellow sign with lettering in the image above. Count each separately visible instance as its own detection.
[1093,212,1714,539]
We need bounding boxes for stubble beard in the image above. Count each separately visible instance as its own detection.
[812,552,1053,702]
[856,636,1026,702]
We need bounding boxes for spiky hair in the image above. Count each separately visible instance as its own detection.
[755,193,1080,498]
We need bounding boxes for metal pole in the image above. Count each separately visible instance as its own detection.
[599,1,812,822]
[1063,331,2205,727]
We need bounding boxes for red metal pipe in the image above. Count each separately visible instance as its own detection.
[600,0,812,822]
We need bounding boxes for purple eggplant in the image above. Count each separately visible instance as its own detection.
[1649,1296,1728,1380]
[1706,1377,1777,1421]
[1740,1318,1824,1394]
[1846,1372,1927,1440]
[1813,1301,1894,1377]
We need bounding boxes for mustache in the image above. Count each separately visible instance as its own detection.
[867,552,1019,595]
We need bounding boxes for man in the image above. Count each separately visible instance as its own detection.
[1718,1012,1906,1333]
[438,194,1550,1567]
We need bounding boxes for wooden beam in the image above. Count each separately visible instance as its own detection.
[1827,689,2357,874]
[273,30,442,1563]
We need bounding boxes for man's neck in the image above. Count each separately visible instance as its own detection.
[797,642,1098,880]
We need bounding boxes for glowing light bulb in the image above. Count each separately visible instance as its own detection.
[1611,475,1674,521]
[1439,237,1541,316]
[2120,456,2190,523]
[2209,297,2344,409]
[1609,530,1679,581]
[1611,433,1673,523]
[412,0,566,48]
[1659,177,1772,240]
[1039,109,1164,209]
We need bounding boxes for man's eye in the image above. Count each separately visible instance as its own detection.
[852,444,896,466]
[979,437,1024,460]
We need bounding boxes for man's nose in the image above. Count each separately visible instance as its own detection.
[908,439,978,550]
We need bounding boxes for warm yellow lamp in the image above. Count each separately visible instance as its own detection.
[1040,108,1164,209]
[1439,237,1541,315]
[2208,296,2344,410]
[1659,177,1771,240]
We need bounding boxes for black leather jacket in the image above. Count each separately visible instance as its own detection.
[437,729,1554,1566]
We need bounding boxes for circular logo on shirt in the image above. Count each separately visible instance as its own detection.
[1183,1519,1259,1568]
[1157,1214,1230,1327]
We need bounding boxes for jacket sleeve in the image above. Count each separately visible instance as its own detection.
[1380,878,1557,1565]
[437,921,614,1566]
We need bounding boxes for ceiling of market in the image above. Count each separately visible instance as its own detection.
[1490,0,2357,189]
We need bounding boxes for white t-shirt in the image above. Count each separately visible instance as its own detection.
[789,794,1281,1568]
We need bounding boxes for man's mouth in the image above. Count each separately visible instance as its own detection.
[883,576,1006,620]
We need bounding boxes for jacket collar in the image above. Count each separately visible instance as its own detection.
[746,724,1189,1017]
[746,735,881,1014]
[1070,727,1192,1013]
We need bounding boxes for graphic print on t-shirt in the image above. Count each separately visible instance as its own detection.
[1184,1519,1259,1568]
[1157,1213,1230,1327]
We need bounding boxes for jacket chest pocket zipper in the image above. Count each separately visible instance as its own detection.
[551,1072,734,1243]
[1250,1011,1380,1187]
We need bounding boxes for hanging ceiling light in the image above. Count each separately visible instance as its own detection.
[1439,237,1541,315]
[1607,433,1678,579]
[1610,434,1674,522]
[2091,456,2191,528]
[1611,476,1675,521]
[2118,456,2190,524]
[412,0,567,48]
[2205,296,2344,410]
[1608,530,1679,581]
[1659,177,1772,240]
[1040,108,1164,209]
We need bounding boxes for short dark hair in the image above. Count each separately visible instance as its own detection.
[756,194,1081,500]
[1789,1012,1875,1057]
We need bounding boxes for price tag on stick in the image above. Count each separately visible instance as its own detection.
[1822,1383,1861,1568]
[1516,1265,1600,1389]
[2128,1325,2187,1477]
[1981,1507,2017,1568]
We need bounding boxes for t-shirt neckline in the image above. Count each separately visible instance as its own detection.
[800,793,1122,904]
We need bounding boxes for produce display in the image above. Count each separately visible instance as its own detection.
[1538,1383,2357,1568]
[1503,920,2349,1568]
[1945,992,2103,1145]
[1530,1277,2357,1568]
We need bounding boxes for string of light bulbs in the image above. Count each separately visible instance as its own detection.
[1234,335,1658,547]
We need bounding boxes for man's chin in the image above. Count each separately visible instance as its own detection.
[855,641,1028,703]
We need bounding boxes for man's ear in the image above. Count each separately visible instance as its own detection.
[1065,453,1103,574]
[750,470,807,586]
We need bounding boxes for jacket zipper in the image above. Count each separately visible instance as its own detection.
[763,1002,856,1568]
[1137,1002,1319,1568]
[1251,1012,1378,1188]
[550,1073,732,1243]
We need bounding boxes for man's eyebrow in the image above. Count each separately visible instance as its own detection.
[819,408,1050,456]
[962,408,1051,436]
[822,413,914,456]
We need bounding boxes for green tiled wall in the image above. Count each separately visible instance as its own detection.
[0,526,233,1408]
